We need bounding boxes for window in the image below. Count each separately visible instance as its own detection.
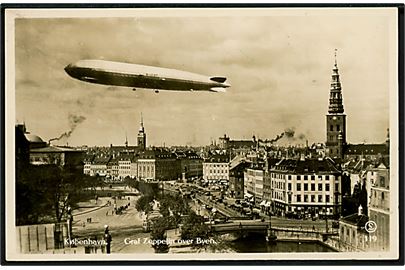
[297,183,301,191]
[297,195,301,202]
[337,124,340,131]
[304,184,308,191]
[288,183,291,191]
[311,175,315,180]
[288,175,292,180]
[325,184,330,191]
[311,184,315,191]
[304,195,308,202]
[380,176,385,187]
[330,125,333,131]
[325,175,330,181]
[326,195,330,203]
[318,195,323,202]
[304,175,308,180]
[297,175,301,180]
[318,184,323,191]
[335,183,339,192]
[288,194,291,202]
[311,195,316,202]
[381,192,385,200]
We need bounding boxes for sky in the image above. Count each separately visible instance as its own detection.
[13,9,394,147]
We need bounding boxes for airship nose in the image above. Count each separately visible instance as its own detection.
[64,64,72,71]
[223,82,231,88]
[64,64,75,77]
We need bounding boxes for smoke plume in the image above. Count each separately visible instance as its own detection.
[261,127,306,144]
[49,114,86,143]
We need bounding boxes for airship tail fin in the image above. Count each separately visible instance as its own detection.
[210,76,227,83]
[210,87,227,93]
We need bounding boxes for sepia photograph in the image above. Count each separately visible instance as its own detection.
[2,5,403,264]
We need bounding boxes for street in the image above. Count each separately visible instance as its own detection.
[71,187,154,253]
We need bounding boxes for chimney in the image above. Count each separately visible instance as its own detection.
[358,204,363,216]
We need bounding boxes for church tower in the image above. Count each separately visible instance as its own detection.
[137,113,146,150]
[326,50,346,159]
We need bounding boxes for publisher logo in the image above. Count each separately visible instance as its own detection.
[365,221,377,233]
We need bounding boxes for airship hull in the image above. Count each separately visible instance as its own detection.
[64,60,230,92]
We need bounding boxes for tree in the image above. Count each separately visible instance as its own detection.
[150,217,169,253]
[158,194,191,228]
[180,212,210,248]
[16,161,100,225]
[135,195,154,214]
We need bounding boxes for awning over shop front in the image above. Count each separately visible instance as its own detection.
[260,200,267,206]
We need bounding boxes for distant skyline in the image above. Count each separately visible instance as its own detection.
[13,9,395,147]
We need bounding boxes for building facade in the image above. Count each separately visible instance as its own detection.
[269,157,342,218]
[202,154,230,182]
[244,164,265,204]
[137,149,181,181]
[339,207,370,252]
[368,161,390,251]
[229,160,250,199]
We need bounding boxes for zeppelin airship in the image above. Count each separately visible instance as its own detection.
[64,59,230,93]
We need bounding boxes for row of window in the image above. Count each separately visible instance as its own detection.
[208,169,228,174]
[296,194,330,203]
[271,182,339,192]
[270,174,333,181]
[205,164,228,168]
[296,183,336,192]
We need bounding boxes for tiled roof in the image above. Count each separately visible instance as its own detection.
[205,154,230,163]
[345,144,388,155]
[340,213,369,228]
[271,157,340,174]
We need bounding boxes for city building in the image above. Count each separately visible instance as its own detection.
[339,206,370,252]
[344,142,389,161]
[325,50,346,159]
[83,155,95,175]
[262,157,282,213]
[202,154,230,182]
[368,160,390,251]
[229,159,251,199]
[218,134,255,151]
[244,163,265,205]
[137,149,181,181]
[175,150,203,181]
[118,154,133,180]
[269,157,342,218]
[30,145,84,170]
[88,155,111,177]
[107,157,119,181]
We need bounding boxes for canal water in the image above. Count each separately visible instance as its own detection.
[227,235,335,253]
